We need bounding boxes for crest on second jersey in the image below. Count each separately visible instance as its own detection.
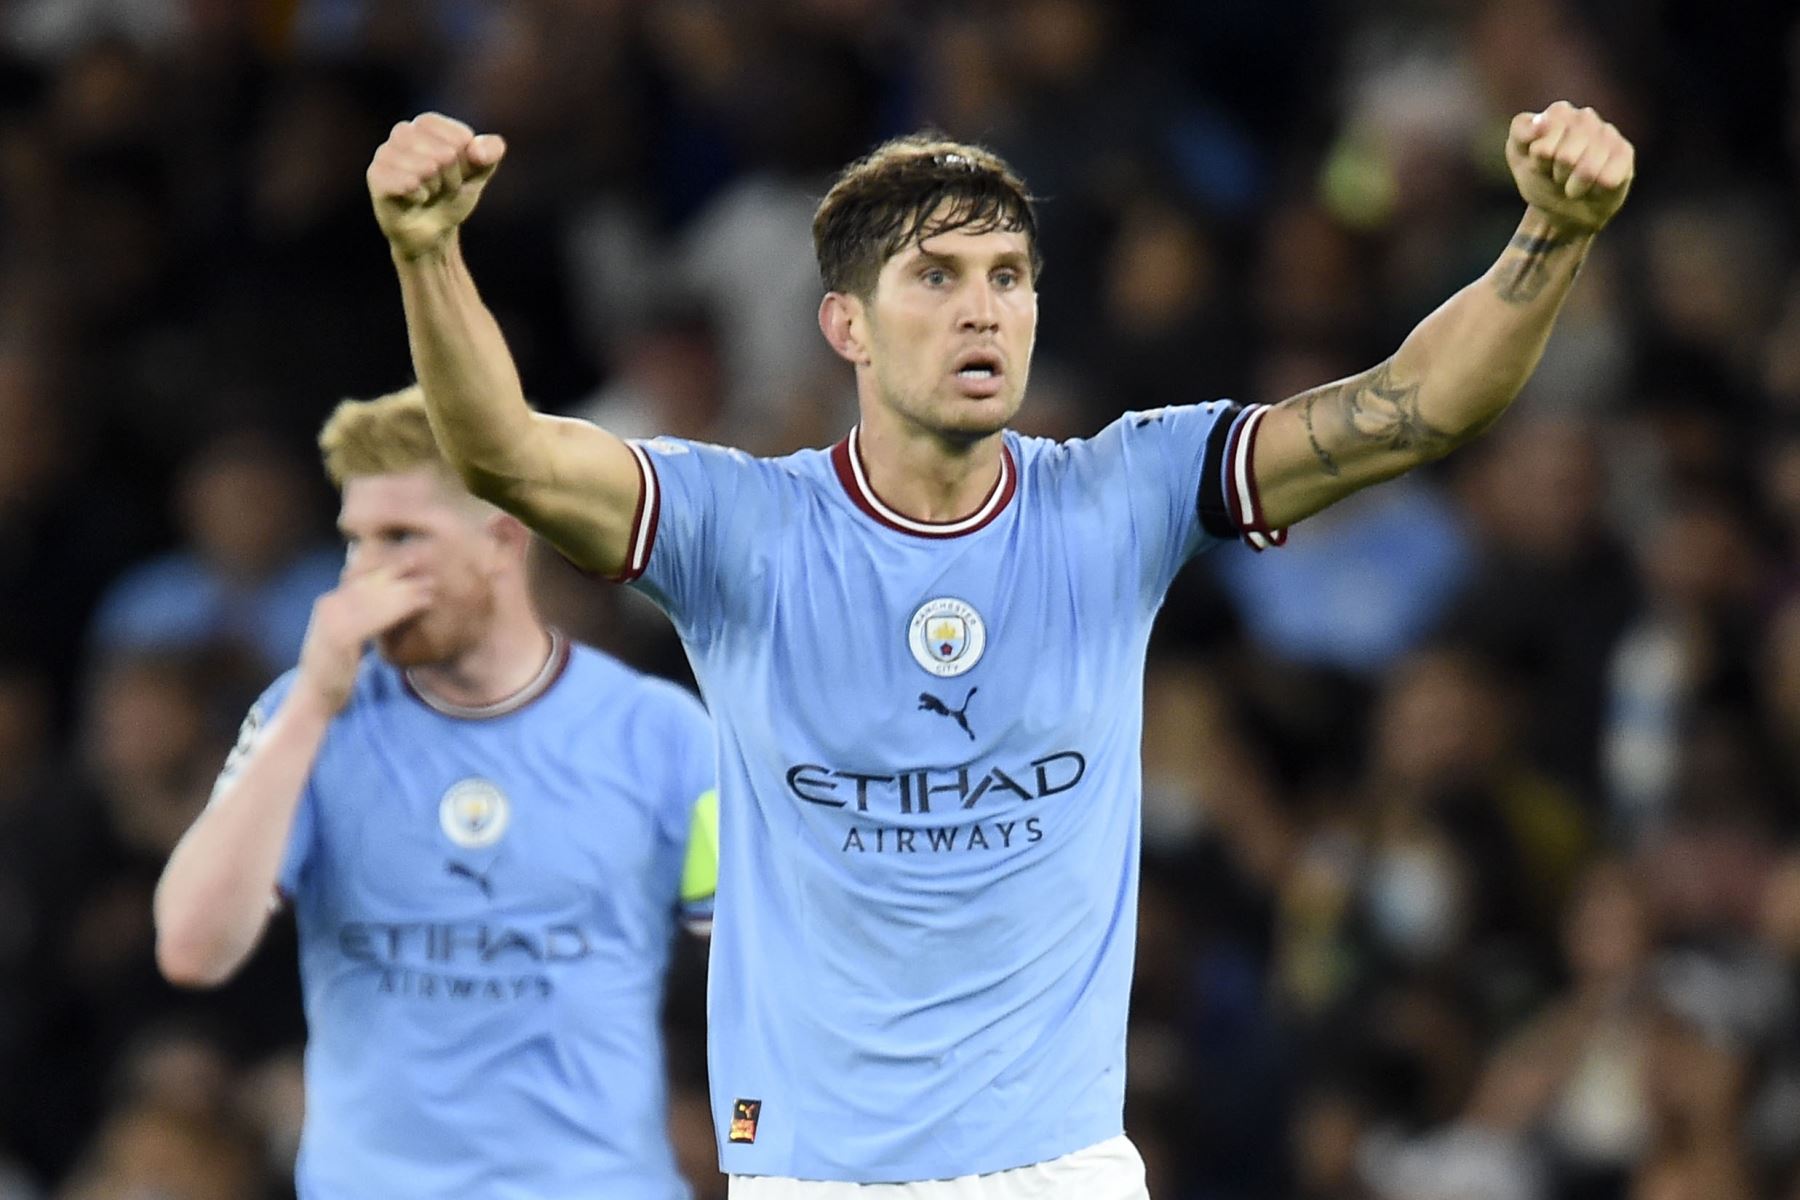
[439,778,511,850]
[908,597,987,678]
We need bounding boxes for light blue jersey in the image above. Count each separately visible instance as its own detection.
[227,635,716,1200]
[614,402,1282,1183]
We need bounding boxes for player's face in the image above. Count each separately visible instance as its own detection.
[863,222,1037,441]
[337,469,499,667]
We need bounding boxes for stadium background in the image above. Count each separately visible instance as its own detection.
[0,0,1797,1197]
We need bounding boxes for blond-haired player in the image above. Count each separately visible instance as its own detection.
[154,387,718,1199]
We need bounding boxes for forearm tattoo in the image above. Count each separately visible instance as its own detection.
[1493,231,1576,304]
[1301,392,1340,477]
[1296,359,1453,476]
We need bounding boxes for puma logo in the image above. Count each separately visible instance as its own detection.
[918,687,978,741]
[445,861,494,898]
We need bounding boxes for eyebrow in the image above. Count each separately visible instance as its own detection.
[337,521,422,539]
[909,247,1033,276]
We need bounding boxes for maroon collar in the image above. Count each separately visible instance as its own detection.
[830,427,1017,539]
[402,627,572,720]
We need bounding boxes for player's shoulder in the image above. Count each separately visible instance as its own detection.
[635,433,839,495]
[1013,401,1243,476]
[246,657,389,716]
[564,642,710,731]
[634,434,829,477]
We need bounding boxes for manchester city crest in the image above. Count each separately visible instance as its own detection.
[439,778,511,849]
[908,597,987,678]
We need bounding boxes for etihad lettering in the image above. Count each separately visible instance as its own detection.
[840,816,1044,853]
[339,922,593,965]
[787,751,1086,814]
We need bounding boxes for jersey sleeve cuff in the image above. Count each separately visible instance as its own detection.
[606,440,662,583]
[1201,404,1289,552]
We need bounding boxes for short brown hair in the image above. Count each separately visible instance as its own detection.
[317,385,450,488]
[812,133,1041,298]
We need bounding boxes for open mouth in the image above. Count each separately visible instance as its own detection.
[952,349,1005,396]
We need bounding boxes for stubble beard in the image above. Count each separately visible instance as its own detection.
[873,364,1024,446]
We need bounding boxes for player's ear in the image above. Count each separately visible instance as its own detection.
[819,292,871,367]
[487,511,532,565]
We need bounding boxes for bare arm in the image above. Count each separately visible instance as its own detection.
[153,568,429,987]
[370,114,643,574]
[1253,103,1634,529]
[153,686,332,986]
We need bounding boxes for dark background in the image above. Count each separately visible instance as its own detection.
[1,1,1798,1197]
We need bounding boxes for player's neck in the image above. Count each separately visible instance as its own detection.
[854,416,1005,524]
[407,616,557,713]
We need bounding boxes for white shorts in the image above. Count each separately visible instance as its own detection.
[727,1134,1149,1200]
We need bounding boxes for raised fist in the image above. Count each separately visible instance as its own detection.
[1506,101,1634,235]
[367,112,506,259]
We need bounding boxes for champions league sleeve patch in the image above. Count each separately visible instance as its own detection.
[728,1098,763,1144]
[209,701,267,803]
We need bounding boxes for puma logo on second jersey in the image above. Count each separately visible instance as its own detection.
[918,687,978,741]
[445,861,495,898]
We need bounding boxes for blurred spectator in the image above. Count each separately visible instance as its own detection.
[1450,416,1639,795]
[1600,490,1770,843]
[569,297,727,443]
[1209,477,1476,676]
[87,431,338,685]
[52,1100,262,1200]
[0,343,148,728]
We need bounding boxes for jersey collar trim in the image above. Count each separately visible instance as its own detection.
[402,627,571,720]
[831,426,1017,538]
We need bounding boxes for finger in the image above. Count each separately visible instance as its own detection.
[1508,110,1544,153]
[1549,125,1593,188]
[1555,129,1598,192]
[1577,143,1633,199]
[432,153,466,196]
[369,151,440,201]
[412,111,476,144]
[371,583,434,631]
[1562,138,1610,198]
[467,133,507,171]
[1594,143,1634,193]
[353,576,433,632]
[1527,120,1568,172]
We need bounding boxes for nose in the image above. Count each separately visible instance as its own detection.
[958,278,1000,333]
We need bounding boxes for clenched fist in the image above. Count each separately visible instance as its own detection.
[368,112,506,259]
[1506,101,1634,234]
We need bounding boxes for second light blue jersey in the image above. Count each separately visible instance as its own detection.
[225,637,715,1200]
[616,402,1280,1183]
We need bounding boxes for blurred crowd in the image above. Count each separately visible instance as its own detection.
[0,0,1797,1197]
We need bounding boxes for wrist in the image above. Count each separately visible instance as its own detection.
[286,675,350,724]
[1520,204,1603,243]
[390,232,462,268]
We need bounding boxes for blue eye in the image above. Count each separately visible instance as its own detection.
[922,267,949,286]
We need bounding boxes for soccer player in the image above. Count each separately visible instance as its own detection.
[365,104,1634,1197]
[152,386,718,1199]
